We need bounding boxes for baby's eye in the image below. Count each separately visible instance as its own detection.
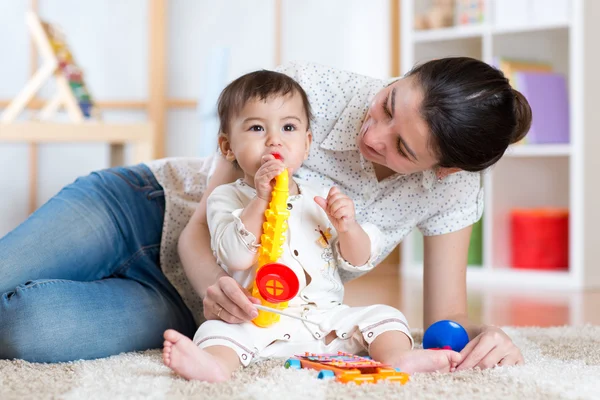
[249,125,264,132]
[283,124,296,132]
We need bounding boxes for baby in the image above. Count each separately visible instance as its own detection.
[162,70,461,381]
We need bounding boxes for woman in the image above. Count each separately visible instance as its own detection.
[0,57,531,368]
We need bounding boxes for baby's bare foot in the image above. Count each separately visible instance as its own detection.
[162,329,229,382]
[394,349,462,373]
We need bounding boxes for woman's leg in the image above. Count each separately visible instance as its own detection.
[0,164,196,362]
[1,165,165,291]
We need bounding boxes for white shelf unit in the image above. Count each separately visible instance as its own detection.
[505,144,571,158]
[400,0,600,290]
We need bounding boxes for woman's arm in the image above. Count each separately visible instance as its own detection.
[423,225,478,336]
[178,156,258,323]
[423,225,524,369]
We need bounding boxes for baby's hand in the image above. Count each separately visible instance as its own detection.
[254,155,285,201]
[314,187,358,233]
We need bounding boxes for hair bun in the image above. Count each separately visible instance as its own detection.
[511,89,532,144]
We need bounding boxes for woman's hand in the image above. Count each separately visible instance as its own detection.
[203,276,260,323]
[314,186,358,233]
[456,325,524,370]
[254,155,285,201]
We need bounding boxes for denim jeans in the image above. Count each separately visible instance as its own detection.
[0,164,197,363]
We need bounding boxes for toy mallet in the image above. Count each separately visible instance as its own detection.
[254,304,329,331]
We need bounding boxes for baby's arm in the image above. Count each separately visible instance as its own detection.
[238,155,286,239]
[337,225,371,266]
[314,186,372,266]
[207,185,262,272]
[207,157,286,271]
[237,196,269,242]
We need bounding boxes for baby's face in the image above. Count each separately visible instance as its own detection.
[224,92,312,178]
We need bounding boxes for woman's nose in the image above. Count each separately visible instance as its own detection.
[364,124,386,152]
[370,140,385,152]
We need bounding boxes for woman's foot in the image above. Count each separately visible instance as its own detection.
[393,349,462,373]
[162,329,229,382]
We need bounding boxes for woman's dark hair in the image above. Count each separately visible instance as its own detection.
[217,70,313,135]
[406,57,532,172]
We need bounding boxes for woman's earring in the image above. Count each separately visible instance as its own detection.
[437,175,443,183]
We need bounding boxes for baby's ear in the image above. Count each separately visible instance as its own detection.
[304,130,313,160]
[218,136,236,162]
[225,150,236,162]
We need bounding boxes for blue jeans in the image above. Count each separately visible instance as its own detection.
[0,164,197,363]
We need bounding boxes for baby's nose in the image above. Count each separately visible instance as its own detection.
[266,133,282,146]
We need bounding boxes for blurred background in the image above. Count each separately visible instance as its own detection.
[0,0,392,236]
[1,0,598,328]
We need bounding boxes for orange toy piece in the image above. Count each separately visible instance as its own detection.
[284,352,410,385]
[251,168,300,327]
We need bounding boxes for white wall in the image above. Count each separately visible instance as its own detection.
[282,0,390,78]
[0,0,391,236]
[0,1,32,234]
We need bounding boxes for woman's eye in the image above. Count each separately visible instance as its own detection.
[283,124,296,132]
[396,138,408,158]
[249,125,264,132]
[382,102,392,119]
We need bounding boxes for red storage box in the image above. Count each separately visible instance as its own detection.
[510,208,569,270]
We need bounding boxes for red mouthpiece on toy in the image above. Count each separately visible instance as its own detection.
[272,153,282,160]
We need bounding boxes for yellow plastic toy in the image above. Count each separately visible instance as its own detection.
[250,167,300,327]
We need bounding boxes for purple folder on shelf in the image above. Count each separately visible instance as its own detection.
[513,71,570,144]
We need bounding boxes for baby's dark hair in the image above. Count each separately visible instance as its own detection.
[407,57,533,172]
[217,70,313,136]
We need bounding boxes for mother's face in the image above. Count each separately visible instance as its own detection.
[356,76,439,175]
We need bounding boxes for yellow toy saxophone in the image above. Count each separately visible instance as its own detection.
[251,168,299,327]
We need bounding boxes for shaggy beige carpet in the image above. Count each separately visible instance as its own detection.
[1,326,599,400]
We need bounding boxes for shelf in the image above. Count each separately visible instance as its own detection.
[492,21,570,36]
[402,0,600,290]
[411,22,570,45]
[0,121,156,165]
[0,121,154,143]
[413,24,485,43]
[401,266,574,290]
[505,144,571,157]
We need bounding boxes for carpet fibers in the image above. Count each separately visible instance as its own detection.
[1,326,599,399]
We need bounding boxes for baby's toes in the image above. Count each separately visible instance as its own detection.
[448,351,462,367]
